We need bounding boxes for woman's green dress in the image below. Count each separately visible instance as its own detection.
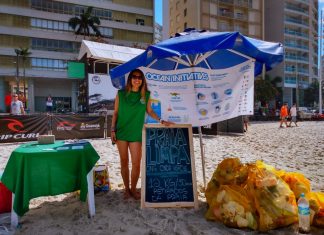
[116,90,150,142]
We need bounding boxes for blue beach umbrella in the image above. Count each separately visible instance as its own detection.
[110,30,284,187]
[110,30,283,88]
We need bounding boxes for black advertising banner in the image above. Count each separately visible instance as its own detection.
[52,115,105,139]
[0,115,48,143]
[217,116,244,134]
[193,116,244,135]
[141,124,198,209]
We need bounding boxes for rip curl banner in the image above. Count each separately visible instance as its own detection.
[52,115,105,140]
[142,60,254,127]
[0,115,48,143]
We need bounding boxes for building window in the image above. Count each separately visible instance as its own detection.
[31,38,80,53]
[31,58,67,71]
[176,15,180,23]
[31,18,72,32]
[184,8,187,17]
[136,19,145,26]
[176,1,180,10]
[30,0,112,20]
[184,22,187,30]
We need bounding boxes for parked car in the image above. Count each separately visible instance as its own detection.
[312,111,324,120]
[297,107,313,120]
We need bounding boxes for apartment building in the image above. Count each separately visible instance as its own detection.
[164,0,264,39]
[265,0,318,107]
[0,0,154,112]
[154,22,163,43]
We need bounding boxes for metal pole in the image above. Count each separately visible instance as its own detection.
[319,10,323,114]
[16,53,19,93]
[198,126,206,189]
[295,32,299,108]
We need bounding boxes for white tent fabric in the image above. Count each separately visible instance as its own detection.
[77,40,144,63]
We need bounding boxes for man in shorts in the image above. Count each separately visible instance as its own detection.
[279,103,288,128]
[289,103,298,127]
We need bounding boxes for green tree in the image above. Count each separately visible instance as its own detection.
[14,47,31,96]
[254,75,280,105]
[68,7,101,39]
[303,80,319,107]
[19,47,32,100]
[14,48,21,93]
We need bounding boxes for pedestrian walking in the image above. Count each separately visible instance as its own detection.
[289,103,298,127]
[279,103,289,128]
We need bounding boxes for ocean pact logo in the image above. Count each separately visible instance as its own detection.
[92,75,101,84]
[146,72,209,82]
[57,121,76,131]
[224,89,233,96]
[2,119,27,133]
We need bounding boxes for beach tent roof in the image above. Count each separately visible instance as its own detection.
[77,40,145,63]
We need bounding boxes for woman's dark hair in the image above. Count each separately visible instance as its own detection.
[125,69,148,102]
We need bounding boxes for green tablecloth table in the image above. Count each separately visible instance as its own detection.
[1,141,100,217]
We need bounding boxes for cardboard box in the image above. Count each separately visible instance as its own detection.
[38,135,55,144]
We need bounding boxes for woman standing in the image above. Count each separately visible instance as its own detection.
[111,69,173,200]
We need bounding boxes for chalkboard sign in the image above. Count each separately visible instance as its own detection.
[141,124,198,209]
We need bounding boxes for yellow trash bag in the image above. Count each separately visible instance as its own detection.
[281,172,311,199]
[205,185,258,230]
[246,164,298,232]
[306,192,324,228]
[255,160,286,178]
[209,158,249,186]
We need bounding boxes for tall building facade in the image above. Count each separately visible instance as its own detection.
[165,0,264,39]
[265,0,318,106]
[154,22,163,43]
[0,0,154,112]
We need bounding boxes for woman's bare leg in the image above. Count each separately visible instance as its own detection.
[129,142,142,199]
[116,140,131,198]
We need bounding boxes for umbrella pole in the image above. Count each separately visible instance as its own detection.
[198,126,206,189]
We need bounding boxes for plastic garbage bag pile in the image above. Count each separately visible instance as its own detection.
[205,158,324,231]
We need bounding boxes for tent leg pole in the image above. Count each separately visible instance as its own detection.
[198,126,206,190]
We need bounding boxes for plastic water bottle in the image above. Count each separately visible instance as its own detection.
[298,193,310,233]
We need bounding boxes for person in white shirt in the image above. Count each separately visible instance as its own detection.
[10,94,25,115]
[46,95,53,112]
[289,103,298,127]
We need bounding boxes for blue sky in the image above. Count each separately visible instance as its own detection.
[155,0,162,25]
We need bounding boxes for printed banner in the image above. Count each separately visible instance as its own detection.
[142,60,254,126]
[52,115,105,139]
[88,74,117,112]
[0,115,48,143]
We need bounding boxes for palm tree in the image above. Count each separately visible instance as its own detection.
[14,48,21,93]
[19,47,32,100]
[68,7,101,39]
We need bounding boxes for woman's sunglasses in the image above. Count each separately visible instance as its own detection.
[131,75,143,80]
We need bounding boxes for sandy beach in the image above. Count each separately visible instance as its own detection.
[1,121,324,235]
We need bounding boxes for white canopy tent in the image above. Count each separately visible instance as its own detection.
[78,40,144,64]
[77,40,144,113]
